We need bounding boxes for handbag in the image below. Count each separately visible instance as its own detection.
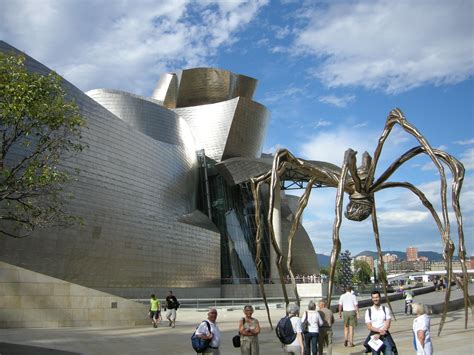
[232,334,241,348]
[233,317,245,348]
[302,311,309,333]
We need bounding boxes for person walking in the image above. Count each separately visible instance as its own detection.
[301,300,323,355]
[317,299,334,355]
[404,289,414,315]
[195,308,221,354]
[283,303,304,355]
[412,303,432,355]
[239,304,260,355]
[165,290,180,328]
[338,286,359,347]
[149,294,161,328]
[364,290,397,355]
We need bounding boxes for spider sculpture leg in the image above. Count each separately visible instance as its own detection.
[370,196,396,320]
[266,150,292,308]
[367,109,456,333]
[372,146,471,332]
[327,149,353,307]
[250,177,273,329]
[286,176,318,308]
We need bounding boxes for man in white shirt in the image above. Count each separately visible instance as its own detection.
[195,308,221,354]
[364,290,395,354]
[338,286,359,347]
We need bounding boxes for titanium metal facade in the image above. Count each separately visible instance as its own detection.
[0,41,318,297]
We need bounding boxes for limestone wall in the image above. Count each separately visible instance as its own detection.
[0,262,148,328]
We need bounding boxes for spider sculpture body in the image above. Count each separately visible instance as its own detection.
[250,108,471,335]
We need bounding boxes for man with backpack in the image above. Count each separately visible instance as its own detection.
[194,308,221,354]
[276,303,304,355]
[364,291,397,354]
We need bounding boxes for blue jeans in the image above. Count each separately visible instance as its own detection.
[372,336,393,355]
[304,332,319,355]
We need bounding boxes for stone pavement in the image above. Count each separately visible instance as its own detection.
[0,287,472,354]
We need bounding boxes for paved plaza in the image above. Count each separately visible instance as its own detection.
[0,287,472,354]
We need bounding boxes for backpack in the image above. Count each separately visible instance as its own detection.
[191,320,211,352]
[276,316,297,344]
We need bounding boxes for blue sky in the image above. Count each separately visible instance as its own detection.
[1,0,473,256]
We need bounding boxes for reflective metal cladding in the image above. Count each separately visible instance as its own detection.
[0,41,318,298]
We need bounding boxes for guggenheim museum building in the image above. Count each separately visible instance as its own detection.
[0,41,318,298]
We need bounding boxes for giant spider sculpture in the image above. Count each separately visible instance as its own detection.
[250,108,470,335]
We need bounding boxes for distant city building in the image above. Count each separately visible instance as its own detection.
[382,253,398,263]
[470,256,474,269]
[418,256,429,262]
[406,246,418,261]
[385,260,430,273]
[356,255,374,270]
[430,260,465,271]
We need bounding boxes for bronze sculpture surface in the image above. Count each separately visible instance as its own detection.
[251,108,471,335]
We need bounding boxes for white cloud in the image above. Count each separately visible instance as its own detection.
[377,210,429,225]
[314,120,332,128]
[263,85,308,103]
[460,148,474,170]
[319,94,355,108]
[0,0,268,95]
[299,125,380,165]
[455,138,474,145]
[293,0,474,93]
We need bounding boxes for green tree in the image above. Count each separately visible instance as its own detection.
[353,260,372,284]
[0,53,85,238]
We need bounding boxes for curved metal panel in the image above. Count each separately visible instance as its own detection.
[173,97,240,161]
[173,97,269,162]
[86,89,192,147]
[151,73,178,108]
[175,68,257,107]
[222,97,269,160]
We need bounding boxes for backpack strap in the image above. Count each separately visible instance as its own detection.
[201,320,211,334]
[368,306,386,321]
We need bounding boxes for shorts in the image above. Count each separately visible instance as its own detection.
[149,310,160,319]
[343,310,357,327]
[166,308,176,321]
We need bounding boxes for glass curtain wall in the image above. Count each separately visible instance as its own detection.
[197,155,270,284]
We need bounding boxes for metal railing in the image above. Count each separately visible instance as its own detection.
[132,296,299,309]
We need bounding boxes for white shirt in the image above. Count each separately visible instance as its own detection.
[289,316,302,347]
[338,292,358,311]
[413,314,432,355]
[365,305,391,329]
[301,310,323,333]
[195,320,221,348]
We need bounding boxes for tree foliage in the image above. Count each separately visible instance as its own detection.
[353,260,372,284]
[0,52,85,238]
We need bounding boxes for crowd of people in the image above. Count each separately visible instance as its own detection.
[150,287,432,355]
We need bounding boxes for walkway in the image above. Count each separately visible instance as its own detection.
[0,286,472,354]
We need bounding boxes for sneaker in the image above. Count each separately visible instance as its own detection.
[153,323,157,328]
[344,340,348,347]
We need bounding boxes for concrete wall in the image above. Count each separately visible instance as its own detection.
[0,262,148,328]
